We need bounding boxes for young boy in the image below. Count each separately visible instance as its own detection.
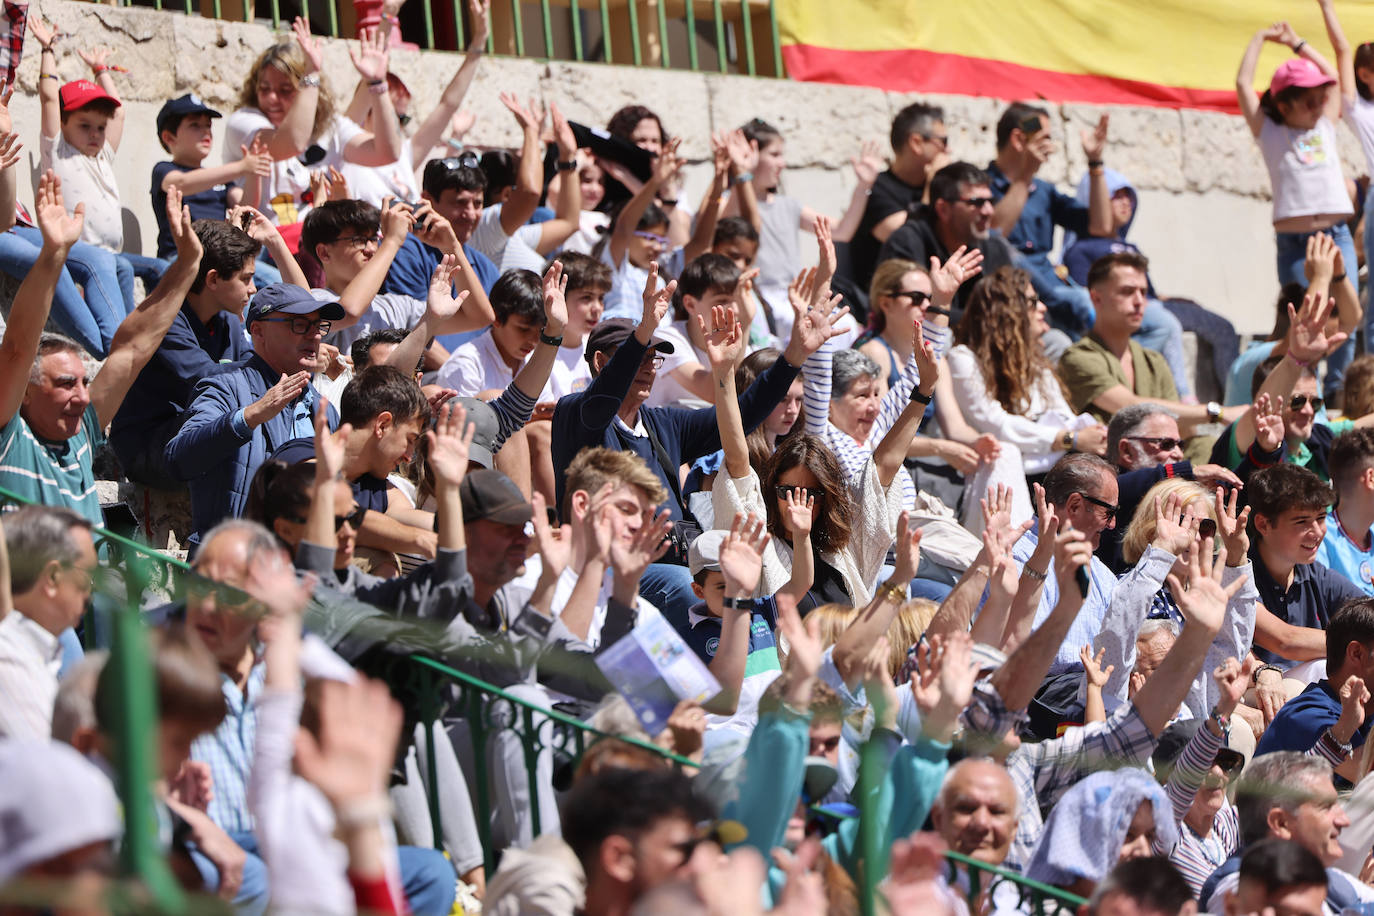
[152,94,269,260]
[32,16,166,311]
[540,251,608,406]
[1249,463,1365,673]
[1318,428,1374,597]
[648,253,742,408]
[437,269,545,397]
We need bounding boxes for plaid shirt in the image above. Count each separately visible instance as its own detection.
[191,661,266,834]
[0,1,27,90]
[961,678,1160,872]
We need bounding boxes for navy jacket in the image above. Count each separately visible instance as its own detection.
[550,333,800,522]
[165,354,338,544]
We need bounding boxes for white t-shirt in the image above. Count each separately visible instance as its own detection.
[311,287,427,354]
[223,109,363,225]
[40,134,121,251]
[644,319,709,409]
[1345,94,1374,179]
[558,210,611,256]
[543,343,591,402]
[1256,116,1353,222]
[339,131,420,208]
[550,564,659,649]
[468,205,547,275]
[437,328,521,396]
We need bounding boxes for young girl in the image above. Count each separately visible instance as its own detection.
[1237,17,1357,394]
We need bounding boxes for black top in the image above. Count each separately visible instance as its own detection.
[848,169,924,292]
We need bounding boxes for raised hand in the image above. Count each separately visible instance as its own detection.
[348,27,390,82]
[379,198,415,242]
[246,371,312,427]
[35,171,84,252]
[1287,291,1348,364]
[638,261,676,338]
[1150,491,1199,556]
[0,85,14,136]
[814,214,838,289]
[1215,485,1251,563]
[850,140,883,186]
[312,397,352,483]
[697,303,745,370]
[1273,20,1301,47]
[292,17,324,74]
[786,287,849,361]
[609,507,673,587]
[77,46,115,74]
[783,487,815,539]
[884,832,950,916]
[1080,114,1109,161]
[1079,644,1115,689]
[239,138,274,179]
[541,259,569,337]
[862,635,899,731]
[980,484,1034,563]
[580,482,618,565]
[1051,519,1093,594]
[1252,392,1285,452]
[928,245,983,308]
[529,491,571,578]
[28,14,55,50]
[549,101,577,159]
[426,254,471,322]
[1165,537,1247,635]
[427,401,476,488]
[467,0,492,49]
[165,186,204,264]
[733,267,759,317]
[1304,232,1338,285]
[1335,675,1371,746]
[911,631,976,742]
[327,166,349,202]
[651,137,684,185]
[719,512,769,599]
[786,267,818,318]
[1212,656,1251,716]
[241,540,314,620]
[889,511,925,583]
[725,127,758,175]
[1027,482,1060,569]
[777,592,823,682]
[499,92,545,132]
[293,676,403,809]
[660,699,707,760]
[910,317,939,393]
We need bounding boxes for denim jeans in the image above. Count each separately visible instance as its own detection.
[638,562,699,632]
[1276,221,1358,397]
[0,227,125,356]
[253,246,283,286]
[187,838,269,916]
[115,251,170,312]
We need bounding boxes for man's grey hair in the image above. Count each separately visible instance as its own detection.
[1107,403,1178,466]
[196,518,282,570]
[29,332,87,385]
[1136,618,1180,642]
[52,650,109,745]
[831,349,881,400]
[5,504,93,594]
[1042,453,1116,509]
[1235,752,1334,847]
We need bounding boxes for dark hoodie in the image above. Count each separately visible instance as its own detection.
[1061,168,1157,298]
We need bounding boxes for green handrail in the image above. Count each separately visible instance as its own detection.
[946,850,1087,916]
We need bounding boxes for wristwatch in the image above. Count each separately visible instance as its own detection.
[926,305,951,318]
[910,388,933,406]
[1208,705,1231,732]
[539,331,564,347]
[1206,401,1222,423]
[1060,429,1075,451]
[721,596,752,610]
[554,159,577,172]
[1022,566,1047,581]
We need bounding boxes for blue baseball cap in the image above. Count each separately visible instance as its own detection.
[156,93,222,136]
[245,284,344,326]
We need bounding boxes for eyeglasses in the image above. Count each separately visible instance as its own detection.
[634,230,671,247]
[922,133,949,150]
[639,353,666,369]
[1290,395,1325,412]
[61,563,103,595]
[338,233,381,249]
[1125,436,1183,452]
[1077,492,1119,520]
[260,316,332,336]
[185,571,265,616]
[890,289,932,306]
[775,485,819,500]
[286,504,367,531]
[955,196,995,209]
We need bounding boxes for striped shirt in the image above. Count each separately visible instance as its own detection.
[0,405,105,527]
[191,661,266,834]
[0,611,62,740]
[800,325,950,511]
[1163,720,1241,896]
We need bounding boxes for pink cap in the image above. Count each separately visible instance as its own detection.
[58,79,120,115]
[1269,58,1335,95]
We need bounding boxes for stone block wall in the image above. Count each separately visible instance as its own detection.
[13,0,1344,333]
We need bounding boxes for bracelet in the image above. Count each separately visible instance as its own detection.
[367,79,387,95]
[40,73,59,82]
[910,388,933,406]
[554,159,577,172]
[538,331,564,347]
[878,581,907,604]
[1290,354,1311,369]
[1251,662,1284,685]
[1293,39,1307,54]
[1333,272,1347,282]
[926,305,951,318]
[721,596,752,610]
[334,794,393,828]
[299,73,321,88]
[1072,430,1079,451]
[1022,566,1047,581]
[1087,159,1104,168]
[733,171,754,185]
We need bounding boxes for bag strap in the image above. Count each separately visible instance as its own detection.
[613,413,685,512]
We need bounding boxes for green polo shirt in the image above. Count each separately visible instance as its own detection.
[1059,332,1177,424]
[0,405,105,527]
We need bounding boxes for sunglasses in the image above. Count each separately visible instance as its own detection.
[891,289,932,305]
[955,196,995,209]
[775,485,819,500]
[1290,395,1324,411]
[1125,435,1183,452]
[1078,492,1119,520]
[185,571,265,616]
[286,504,368,531]
[436,151,481,171]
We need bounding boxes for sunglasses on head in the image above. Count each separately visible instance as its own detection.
[1290,395,1324,411]
[633,230,671,247]
[436,151,481,171]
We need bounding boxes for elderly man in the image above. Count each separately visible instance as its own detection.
[0,505,96,739]
[0,176,201,525]
[1100,403,1241,572]
[166,284,344,547]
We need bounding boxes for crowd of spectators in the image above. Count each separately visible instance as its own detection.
[16,0,1374,914]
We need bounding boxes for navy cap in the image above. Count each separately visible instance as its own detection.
[583,317,675,365]
[156,93,222,136]
[245,284,345,326]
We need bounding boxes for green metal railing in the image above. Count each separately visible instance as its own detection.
[116,0,786,77]
[948,851,1087,916]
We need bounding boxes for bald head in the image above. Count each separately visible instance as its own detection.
[932,758,1020,866]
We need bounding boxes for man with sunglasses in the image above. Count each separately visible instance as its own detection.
[875,161,1015,320]
[167,283,344,549]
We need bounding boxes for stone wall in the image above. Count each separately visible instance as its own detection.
[14,1,1343,333]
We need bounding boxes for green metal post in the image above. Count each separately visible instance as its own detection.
[540,0,553,57]
[325,0,338,39]
[466,687,496,874]
[625,0,641,65]
[510,0,525,56]
[654,0,669,68]
[768,0,782,76]
[711,0,725,71]
[856,738,883,916]
[685,0,698,71]
[452,0,465,50]
[269,0,280,30]
[739,0,755,76]
[599,0,612,61]
[570,0,584,61]
[419,671,445,850]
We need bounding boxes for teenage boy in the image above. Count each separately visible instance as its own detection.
[1319,428,1374,594]
[437,269,544,397]
[31,15,165,311]
[1247,464,1364,671]
[648,254,744,408]
[151,94,269,260]
[301,199,493,356]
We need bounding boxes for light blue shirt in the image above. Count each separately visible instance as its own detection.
[191,661,265,834]
[1317,508,1374,596]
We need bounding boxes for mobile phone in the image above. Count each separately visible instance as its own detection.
[399,199,429,233]
[238,211,253,231]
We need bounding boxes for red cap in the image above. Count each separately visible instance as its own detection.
[1269,58,1335,95]
[58,79,121,115]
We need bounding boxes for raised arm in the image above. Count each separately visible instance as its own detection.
[1238,25,1286,136]
[704,512,770,715]
[0,173,80,427]
[498,93,545,235]
[533,103,582,255]
[428,401,476,553]
[408,0,489,164]
[92,187,205,427]
[1318,0,1358,106]
[830,141,883,242]
[233,206,311,290]
[508,260,568,401]
[383,255,471,374]
[340,29,403,167]
[330,201,415,330]
[872,319,937,488]
[832,513,921,687]
[610,138,680,266]
[704,303,751,479]
[1081,116,1112,238]
[75,46,125,152]
[682,144,729,265]
[30,16,60,141]
[261,19,325,160]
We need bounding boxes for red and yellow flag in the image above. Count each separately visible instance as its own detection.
[779,0,1374,112]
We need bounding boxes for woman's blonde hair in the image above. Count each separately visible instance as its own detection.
[886,599,939,678]
[239,40,336,144]
[1121,479,1215,565]
[866,259,926,335]
[808,603,856,650]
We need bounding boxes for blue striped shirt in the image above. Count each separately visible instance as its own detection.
[191,661,266,834]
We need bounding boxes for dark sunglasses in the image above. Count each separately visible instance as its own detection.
[775,485,819,500]
[286,504,368,531]
[1125,435,1183,452]
[398,113,412,127]
[1078,492,1119,520]
[436,151,481,171]
[184,571,264,616]
[890,289,932,306]
[955,196,995,209]
[1290,395,1324,411]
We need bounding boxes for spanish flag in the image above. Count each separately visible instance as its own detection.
[779,0,1374,113]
